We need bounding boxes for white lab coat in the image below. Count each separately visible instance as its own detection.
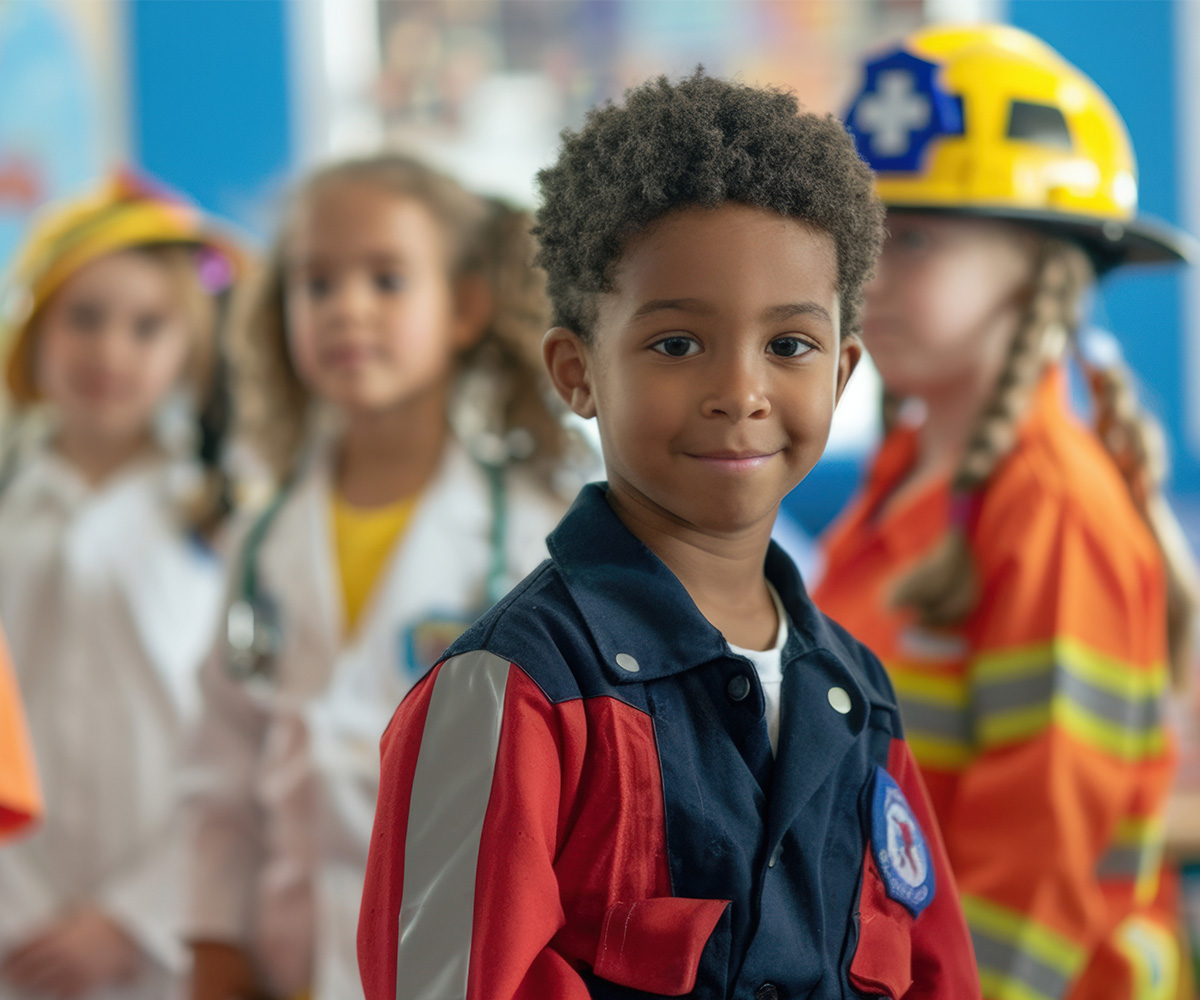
[183,439,568,1000]
[0,448,225,1000]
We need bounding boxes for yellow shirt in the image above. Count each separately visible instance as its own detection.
[330,493,418,634]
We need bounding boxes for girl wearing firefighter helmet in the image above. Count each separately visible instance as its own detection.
[817,24,1199,1000]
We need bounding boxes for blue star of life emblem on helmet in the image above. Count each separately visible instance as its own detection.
[845,48,964,173]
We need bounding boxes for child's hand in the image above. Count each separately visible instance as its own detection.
[189,941,262,1000]
[1,906,139,998]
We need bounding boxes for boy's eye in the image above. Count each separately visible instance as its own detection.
[651,335,700,358]
[374,271,406,293]
[769,337,813,358]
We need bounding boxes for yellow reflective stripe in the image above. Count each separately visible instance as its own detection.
[977,970,1058,1000]
[963,893,1085,1000]
[973,638,1166,700]
[972,638,1165,760]
[976,702,1052,746]
[977,697,1165,759]
[1097,815,1166,905]
[888,662,973,770]
[905,733,973,770]
[1056,638,1166,699]
[889,662,969,707]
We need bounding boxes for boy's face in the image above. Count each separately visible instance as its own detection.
[546,203,859,536]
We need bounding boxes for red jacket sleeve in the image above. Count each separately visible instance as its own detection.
[850,736,981,999]
[358,648,590,1000]
[893,739,981,999]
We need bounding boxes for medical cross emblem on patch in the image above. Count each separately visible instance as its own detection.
[845,48,963,173]
[870,766,936,916]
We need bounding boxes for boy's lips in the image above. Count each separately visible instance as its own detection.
[685,449,781,471]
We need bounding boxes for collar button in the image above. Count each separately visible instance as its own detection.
[828,686,852,714]
[615,653,640,673]
[726,674,751,703]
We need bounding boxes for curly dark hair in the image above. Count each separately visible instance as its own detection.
[534,70,885,340]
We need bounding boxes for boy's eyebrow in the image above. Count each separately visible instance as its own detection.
[761,302,833,325]
[631,298,833,325]
[631,297,715,319]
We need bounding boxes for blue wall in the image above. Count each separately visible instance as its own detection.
[124,0,295,240]
[1008,0,1196,496]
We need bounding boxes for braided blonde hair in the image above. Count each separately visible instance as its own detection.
[892,237,1199,681]
[232,155,571,488]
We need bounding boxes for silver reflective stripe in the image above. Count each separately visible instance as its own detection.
[396,650,512,1000]
[976,663,1161,733]
[897,695,972,744]
[971,928,1073,1000]
[1096,844,1146,881]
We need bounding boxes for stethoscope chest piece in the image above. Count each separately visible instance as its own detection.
[226,594,282,681]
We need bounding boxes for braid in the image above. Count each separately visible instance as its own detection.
[892,239,1087,627]
[1082,352,1200,685]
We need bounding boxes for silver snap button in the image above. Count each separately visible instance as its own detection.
[827,686,852,714]
[726,674,751,703]
[615,653,640,673]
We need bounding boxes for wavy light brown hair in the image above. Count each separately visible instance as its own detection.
[232,154,570,488]
[891,237,1200,682]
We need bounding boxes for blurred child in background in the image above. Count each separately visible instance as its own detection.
[818,25,1199,1000]
[184,154,577,1000]
[0,172,240,1000]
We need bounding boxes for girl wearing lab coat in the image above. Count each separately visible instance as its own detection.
[185,155,578,1000]
[0,172,240,1000]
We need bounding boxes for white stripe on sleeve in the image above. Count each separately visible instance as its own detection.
[396,649,511,1000]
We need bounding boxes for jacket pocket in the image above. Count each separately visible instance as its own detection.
[849,851,915,999]
[593,896,731,996]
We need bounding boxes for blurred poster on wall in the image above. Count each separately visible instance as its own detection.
[0,0,121,274]
[369,0,925,204]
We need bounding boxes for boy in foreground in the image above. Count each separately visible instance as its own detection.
[358,71,979,1000]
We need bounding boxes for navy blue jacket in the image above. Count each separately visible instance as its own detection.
[359,484,978,999]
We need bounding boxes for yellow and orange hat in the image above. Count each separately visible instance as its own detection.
[844,24,1194,271]
[2,169,244,405]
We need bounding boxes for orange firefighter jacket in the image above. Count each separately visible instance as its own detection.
[0,630,39,841]
[815,368,1177,1000]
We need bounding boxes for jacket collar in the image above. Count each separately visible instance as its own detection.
[547,484,835,685]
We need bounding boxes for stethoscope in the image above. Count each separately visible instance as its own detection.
[224,458,510,683]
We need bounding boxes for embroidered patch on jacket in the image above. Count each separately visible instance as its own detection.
[870,766,936,916]
[402,616,473,677]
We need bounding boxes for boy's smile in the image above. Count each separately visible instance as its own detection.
[546,203,860,539]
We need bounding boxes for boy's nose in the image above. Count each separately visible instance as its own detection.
[701,359,771,421]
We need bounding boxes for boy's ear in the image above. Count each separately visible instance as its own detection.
[543,327,597,419]
[452,275,494,351]
[834,332,863,405]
